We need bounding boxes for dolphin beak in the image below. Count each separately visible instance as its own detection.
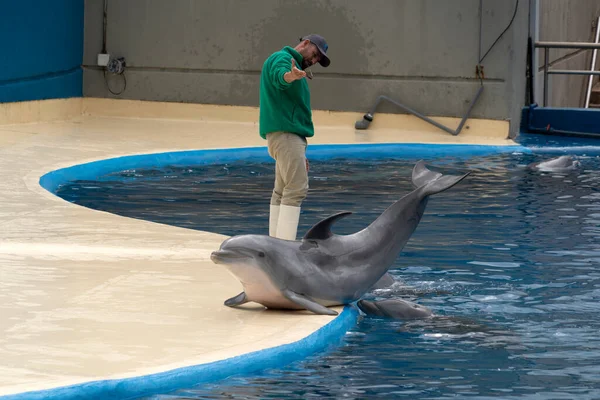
[210,249,247,263]
[210,250,235,263]
[210,251,222,263]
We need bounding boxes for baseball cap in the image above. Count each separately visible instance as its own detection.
[300,34,330,67]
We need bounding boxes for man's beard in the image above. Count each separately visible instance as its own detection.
[301,59,312,70]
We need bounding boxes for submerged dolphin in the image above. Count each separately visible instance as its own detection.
[528,155,580,172]
[357,299,434,319]
[357,300,517,345]
[210,161,470,316]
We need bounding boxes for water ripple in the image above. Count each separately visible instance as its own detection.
[56,153,600,399]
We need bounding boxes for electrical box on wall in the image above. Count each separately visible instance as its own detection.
[97,53,110,67]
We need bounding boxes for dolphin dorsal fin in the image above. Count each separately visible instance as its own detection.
[303,211,352,240]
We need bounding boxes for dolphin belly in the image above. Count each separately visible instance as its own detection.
[223,264,302,310]
[246,284,300,310]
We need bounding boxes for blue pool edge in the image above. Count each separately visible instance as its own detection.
[39,143,532,194]
[1,306,360,400]
[28,142,533,399]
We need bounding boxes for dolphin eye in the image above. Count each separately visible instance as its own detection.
[258,251,265,258]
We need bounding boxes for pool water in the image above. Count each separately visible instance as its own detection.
[56,151,600,399]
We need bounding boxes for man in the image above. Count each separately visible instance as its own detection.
[259,34,330,240]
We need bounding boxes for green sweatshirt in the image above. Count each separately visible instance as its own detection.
[259,46,314,139]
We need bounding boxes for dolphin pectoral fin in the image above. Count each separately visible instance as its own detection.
[303,211,353,240]
[224,292,249,307]
[282,289,338,316]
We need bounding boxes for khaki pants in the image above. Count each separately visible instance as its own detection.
[267,132,308,207]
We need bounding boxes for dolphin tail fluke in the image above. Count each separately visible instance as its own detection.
[421,172,470,197]
[412,160,470,196]
[412,160,442,188]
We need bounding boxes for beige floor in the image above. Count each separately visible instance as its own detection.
[0,98,515,396]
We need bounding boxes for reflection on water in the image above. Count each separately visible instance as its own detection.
[57,153,600,399]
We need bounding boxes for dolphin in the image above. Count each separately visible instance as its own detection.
[210,161,470,316]
[371,272,396,289]
[357,300,518,345]
[528,155,580,172]
[357,298,434,319]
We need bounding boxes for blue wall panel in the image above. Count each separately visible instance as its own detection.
[521,106,600,138]
[0,0,84,102]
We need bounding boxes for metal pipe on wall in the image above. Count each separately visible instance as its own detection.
[354,86,484,136]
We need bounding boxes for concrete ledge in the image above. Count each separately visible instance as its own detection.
[1,307,358,400]
[82,98,260,124]
[0,97,511,141]
[81,98,510,138]
[0,98,82,125]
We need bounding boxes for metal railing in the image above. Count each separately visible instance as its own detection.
[585,16,600,108]
[535,41,600,107]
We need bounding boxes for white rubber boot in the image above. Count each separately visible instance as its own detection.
[269,204,280,237]
[276,205,301,240]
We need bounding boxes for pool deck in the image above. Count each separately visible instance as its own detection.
[0,98,515,397]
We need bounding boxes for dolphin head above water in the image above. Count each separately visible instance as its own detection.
[210,235,279,274]
[211,234,297,310]
[529,155,580,172]
[211,160,470,316]
[357,298,434,319]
